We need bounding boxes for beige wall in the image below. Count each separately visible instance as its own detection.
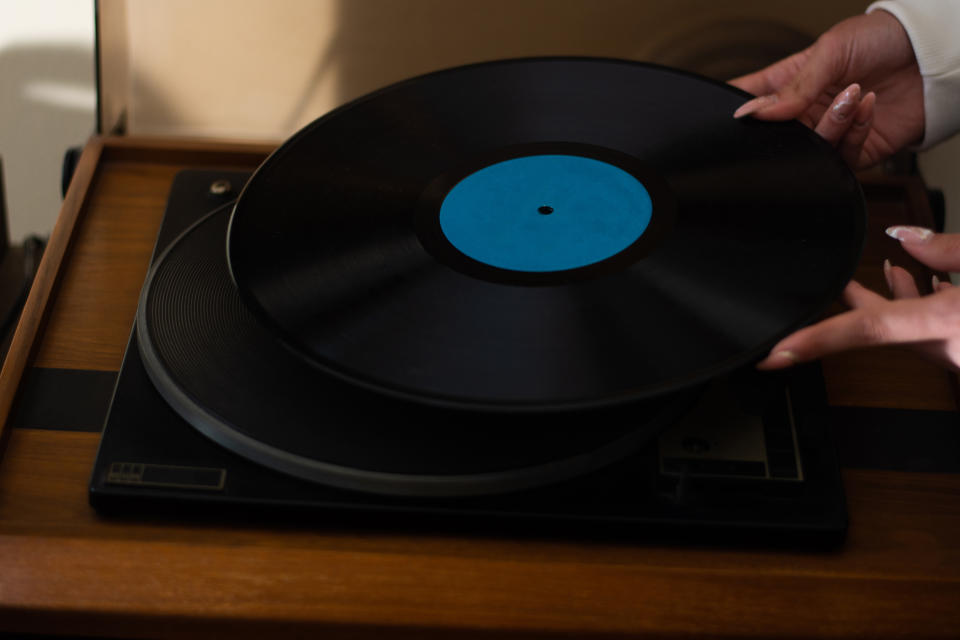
[0,0,95,242]
[97,1,960,263]
[101,0,868,141]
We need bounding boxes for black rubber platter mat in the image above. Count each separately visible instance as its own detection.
[138,204,692,497]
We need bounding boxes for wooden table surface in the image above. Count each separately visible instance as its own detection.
[0,136,958,639]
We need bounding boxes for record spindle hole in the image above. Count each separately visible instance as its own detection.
[538,205,554,215]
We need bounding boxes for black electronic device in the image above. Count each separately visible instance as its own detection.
[90,59,860,545]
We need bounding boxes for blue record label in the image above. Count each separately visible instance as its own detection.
[438,154,652,272]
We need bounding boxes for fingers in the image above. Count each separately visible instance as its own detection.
[883,259,921,299]
[842,279,886,308]
[886,226,960,272]
[756,292,940,370]
[733,38,842,121]
[758,280,960,370]
[839,91,875,169]
[733,74,877,170]
[728,69,769,95]
[933,274,953,292]
[813,83,861,141]
[756,307,883,370]
[729,70,770,97]
[757,281,879,370]
[810,83,877,169]
[733,94,781,119]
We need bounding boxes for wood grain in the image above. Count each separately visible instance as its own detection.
[0,137,104,454]
[2,431,959,639]
[0,136,271,466]
[3,533,956,639]
[99,134,277,166]
[31,161,182,370]
[0,428,954,576]
[29,140,270,371]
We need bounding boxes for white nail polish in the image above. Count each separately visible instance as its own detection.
[775,350,798,363]
[883,259,893,291]
[886,225,934,243]
[832,84,861,121]
[933,274,941,290]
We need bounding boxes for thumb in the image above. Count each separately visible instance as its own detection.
[886,227,960,272]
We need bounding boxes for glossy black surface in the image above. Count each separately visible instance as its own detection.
[228,58,866,411]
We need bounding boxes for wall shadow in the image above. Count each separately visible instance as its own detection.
[0,43,95,241]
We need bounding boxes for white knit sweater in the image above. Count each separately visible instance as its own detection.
[868,0,960,148]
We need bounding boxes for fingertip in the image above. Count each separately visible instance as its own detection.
[845,279,868,292]
[756,350,800,371]
[842,279,884,308]
[886,225,934,244]
[889,230,960,273]
[837,90,875,168]
[933,274,953,292]
[728,76,751,92]
[733,94,778,119]
[887,262,922,299]
[831,83,861,120]
[844,279,873,298]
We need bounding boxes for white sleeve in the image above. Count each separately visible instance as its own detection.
[867,0,960,148]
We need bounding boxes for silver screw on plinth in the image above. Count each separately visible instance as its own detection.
[209,179,232,196]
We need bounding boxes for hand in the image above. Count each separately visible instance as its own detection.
[758,227,960,372]
[729,10,924,169]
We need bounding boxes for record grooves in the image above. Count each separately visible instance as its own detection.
[227,57,866,412]
[138,203,693,496]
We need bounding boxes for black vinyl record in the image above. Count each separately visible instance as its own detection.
[137,204,691,497]
[227,57,866,412]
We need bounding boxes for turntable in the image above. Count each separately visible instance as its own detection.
[88,59,859,544]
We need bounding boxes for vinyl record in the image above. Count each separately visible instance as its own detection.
[227,57,866,412]
[137,204,691,497]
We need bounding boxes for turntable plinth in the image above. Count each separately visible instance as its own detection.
[1,136,958,639]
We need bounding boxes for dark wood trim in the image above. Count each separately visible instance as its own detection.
[100,135,276,166]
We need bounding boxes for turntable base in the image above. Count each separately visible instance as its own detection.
[89,168,846,539]
[1,137,959,639]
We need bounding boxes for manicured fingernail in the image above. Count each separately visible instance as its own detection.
[773,350,798,364]
[886,225,933,243]
[831,84,861,121]
[733,94,778,119]
[883,259,893,291]
[933,274,941,290]
[757,349,799,370]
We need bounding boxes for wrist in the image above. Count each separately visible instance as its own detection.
[868,0,960,148]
